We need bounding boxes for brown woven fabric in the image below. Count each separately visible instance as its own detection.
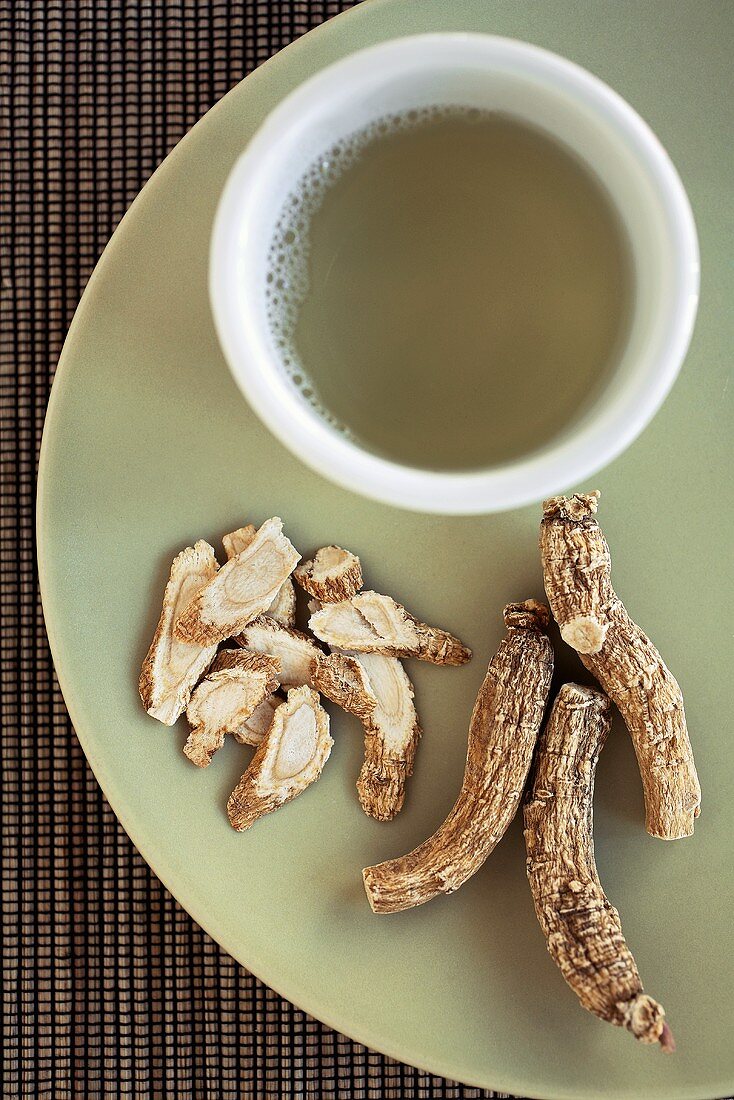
[0,2,512,1097]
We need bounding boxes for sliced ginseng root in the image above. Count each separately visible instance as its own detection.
[223,524,296,627]
[175,517,299,646]
[309,591,470,665]
[363,601,553,912]
[310,652,377,721]
[265,581,297,629]
[232,694,281,747]
[524,683,674,1051]
[139,541,220,725]
[294,545,363,603]
[353,653,421,822]
[221,524,256,559]
[227,686,332,831]
[540,492,700,840]
[183,650,280,767]
[237,616,324,688]
[312,651,421,821]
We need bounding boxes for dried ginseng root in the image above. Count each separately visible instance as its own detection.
[294,545,363,603]
[310,652,377,721]
[309,591,470,665]
[353,653,421,822]
[221,524,257,559]
[175,517,299,646]
[524,683,674,1051]
[227,686,332,831]
[223,525,296,627]
[363,601,553,912]
[183,650,280,767]
[139,541,220,725]
[232,694,281,747]
[237,616,324,688]
[540,491,700,839]
[312,651,421,821]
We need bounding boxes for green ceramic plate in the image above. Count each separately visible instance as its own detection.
[38,1,733,1096]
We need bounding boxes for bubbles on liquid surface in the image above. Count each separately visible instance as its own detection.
[264,105,484,436]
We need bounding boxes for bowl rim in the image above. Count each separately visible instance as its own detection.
[209,32,699,515]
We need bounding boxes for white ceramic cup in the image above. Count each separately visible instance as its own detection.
[210,33,699,515]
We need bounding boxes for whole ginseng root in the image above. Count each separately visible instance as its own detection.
[524,683,675,1051]
[363,600,553,914]
[540,491,700,839]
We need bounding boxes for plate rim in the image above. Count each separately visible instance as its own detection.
[35,2,732,1096]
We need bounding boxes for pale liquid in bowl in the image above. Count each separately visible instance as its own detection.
[265,108,633,471]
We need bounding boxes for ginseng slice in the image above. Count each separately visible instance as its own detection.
[294,545,363,603]
[139,540,220,725]
[227,686,332,831]
[237,616,324,688]
[312,651,421,821]
[232,694,281,747]
[310,652,377,721]
[175,517,299,645]
[352,652,421,822]
[221,525,257,559]
[310,591,470,665]
[223,523,296,627]
[183,650,280,767]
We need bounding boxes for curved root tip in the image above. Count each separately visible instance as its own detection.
[227,810,249,833]
[542,490,601,520]
[646,800,698,840]
[357,764,407,822]
[560,615,608,654]
[622,993,670,1048]
[504,600,550,632]
[659,1021,676,1054]
[362,867,383,913]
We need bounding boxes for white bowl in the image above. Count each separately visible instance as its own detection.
[210,33,699,515]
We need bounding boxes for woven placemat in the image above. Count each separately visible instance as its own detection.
[0,3,514,1097]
